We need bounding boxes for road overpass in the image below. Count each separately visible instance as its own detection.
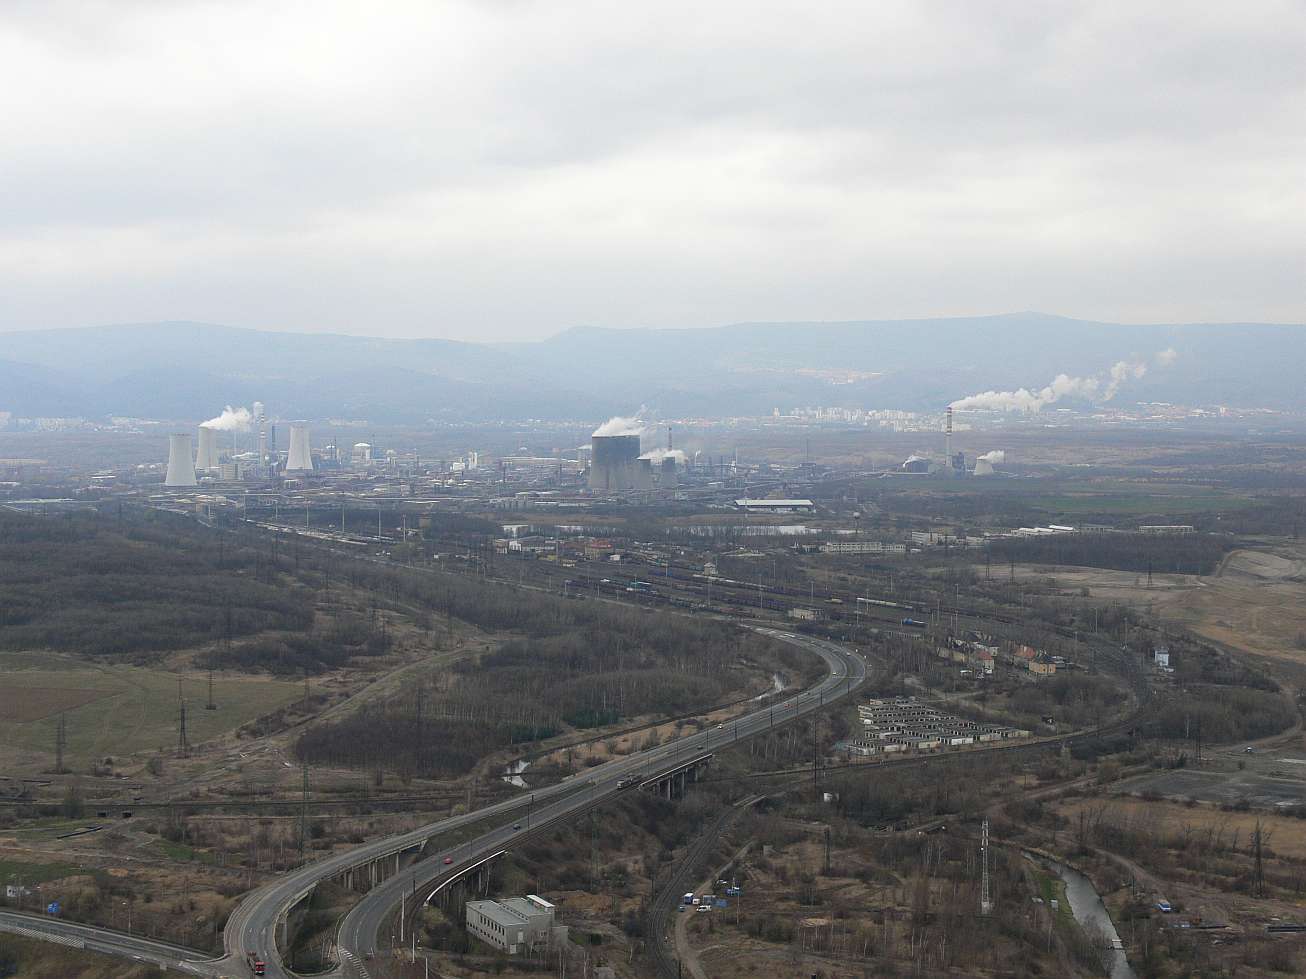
[1,629,863,978]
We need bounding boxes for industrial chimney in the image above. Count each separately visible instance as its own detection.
[195,425,219,471]
[165,433,198,487]
[945,406,953,464]
[285,422,314,471]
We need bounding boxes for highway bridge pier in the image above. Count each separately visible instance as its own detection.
[639,753,714,799]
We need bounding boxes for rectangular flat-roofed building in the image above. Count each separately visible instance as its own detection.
[466,895,555,954]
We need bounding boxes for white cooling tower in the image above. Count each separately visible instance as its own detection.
[286,422,314,471]
[165,433,198,487]
[195,425,219,471]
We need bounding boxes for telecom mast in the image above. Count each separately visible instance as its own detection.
[980,817,993,915]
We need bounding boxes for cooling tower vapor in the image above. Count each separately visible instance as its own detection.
[977,450,1005,464]
[639,448,687,464]
[203,405,253,431]
[592,415,647,438]
[951,354,1166,413]
[1155,347,1179,367]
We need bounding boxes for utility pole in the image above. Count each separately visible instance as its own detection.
[298,762,309,864]
[55,713,67,774]
[980,817,993,915]
[177,679,189,757]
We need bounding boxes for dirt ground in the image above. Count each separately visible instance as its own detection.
[1006,540,1306,667]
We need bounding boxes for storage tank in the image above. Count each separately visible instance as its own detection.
[589,434,641,491]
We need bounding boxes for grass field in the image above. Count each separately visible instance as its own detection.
[1030,490,1253,516]
[0,856,85,886]
[0,650,303,772]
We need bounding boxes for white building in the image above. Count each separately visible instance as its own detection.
[466,895,555,954]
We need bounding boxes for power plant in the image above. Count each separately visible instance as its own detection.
[195,425,219,471]
[285,422,314,472]
[164,433,198,487]
[589,433,644,492]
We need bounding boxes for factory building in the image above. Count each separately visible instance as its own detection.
[589,434,643,492]
[734,498,815,513]
[466,895,556,954]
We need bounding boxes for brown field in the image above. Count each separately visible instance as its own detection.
[1058,796,1306,862]
[0,685,115,723]
[1158,544,1306,665]
[1005,540,1306,668]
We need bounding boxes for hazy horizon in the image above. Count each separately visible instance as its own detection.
[3,2,1303,340]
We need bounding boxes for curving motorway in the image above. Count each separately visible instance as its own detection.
[0,909,221,974]
[1,629,864,978]
[327,631,864,976]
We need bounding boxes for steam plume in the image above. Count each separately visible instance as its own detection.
[640,448,687,464]
[951,351,1169,413]
[977,450,1005,464]
[1103,360,1147,400]
[202,405,253,431]
[592,412,648,438]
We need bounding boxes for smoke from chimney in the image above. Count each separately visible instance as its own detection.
[950,352,1170,413]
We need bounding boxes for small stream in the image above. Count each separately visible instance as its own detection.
[1040,856,1136,979]
[502,758,531,788]
[751,673,785,701]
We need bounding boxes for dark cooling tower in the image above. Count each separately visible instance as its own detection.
[589,435,642,491]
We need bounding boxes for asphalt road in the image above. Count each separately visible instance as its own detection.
[0,909,221,975]
[1,628,863,979]
[329,630,865,977]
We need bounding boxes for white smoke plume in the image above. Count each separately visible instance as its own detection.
[977,450,1005,464]
[952,351,1169,413]
[592,411,649,438]
[950,373,1100,413]
[1103,359,1148,400]
[640,448,687,464]
[202,405,253,431]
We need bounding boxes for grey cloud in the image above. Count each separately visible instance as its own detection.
[0,0,1303,338]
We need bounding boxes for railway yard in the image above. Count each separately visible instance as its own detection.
[2,428,1305,979]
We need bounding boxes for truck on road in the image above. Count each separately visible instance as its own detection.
[246,951,266,975]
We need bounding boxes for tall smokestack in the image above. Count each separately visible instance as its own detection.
[286,422,314,472]
[196,425,219,471]
[165,433,198,487]
[945,406,953,463]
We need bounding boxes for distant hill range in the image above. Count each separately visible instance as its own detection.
[1,313,1301,422]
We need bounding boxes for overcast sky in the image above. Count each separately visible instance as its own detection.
[1,1,1302,340]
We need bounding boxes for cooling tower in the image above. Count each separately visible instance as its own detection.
[195,425,219,471]
[165,433,198,487]
[286,422,314,471]
[589,434,642,491]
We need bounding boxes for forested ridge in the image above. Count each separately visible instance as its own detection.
[293,609,794,777]
[0,509,313,660]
